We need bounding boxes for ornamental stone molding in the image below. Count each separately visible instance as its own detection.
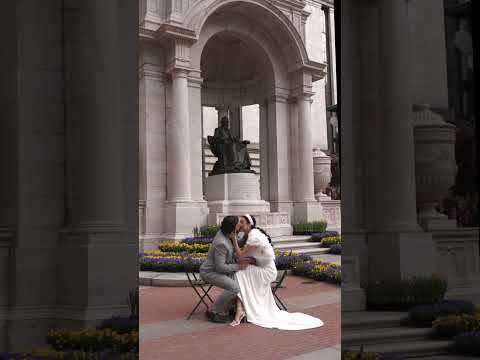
[139,0,326,80]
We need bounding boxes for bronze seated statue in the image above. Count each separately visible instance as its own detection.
[208,116,255,176]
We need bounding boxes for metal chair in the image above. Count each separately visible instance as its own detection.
[184,259,214,320]
[271,270,288,311]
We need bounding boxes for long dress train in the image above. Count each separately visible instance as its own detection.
[234,229,324,330]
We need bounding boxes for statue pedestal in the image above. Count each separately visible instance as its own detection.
[205,173,292,237]
[205,173,270,214]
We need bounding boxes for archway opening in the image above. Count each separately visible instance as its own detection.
[200,30,273,194]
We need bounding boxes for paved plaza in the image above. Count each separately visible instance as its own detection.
[140,275,340,360]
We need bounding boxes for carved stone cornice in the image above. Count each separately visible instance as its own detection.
[156,23,197,45]
[290,60,327,81]
[272,0,307,12]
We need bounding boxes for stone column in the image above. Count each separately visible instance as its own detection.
[163,66,208,240]
[367,0,434,283]
[267,94,293,214]
[327,6,337,105]
[293,92,323,222]
[216,104,228,125]
[288,99,299,203]
[298,94,316,201]
[59,0,138,328]
[168,68,192,202]
[138,45,168,252]
[340,0,367,311]
[259,101,270,201]
[228,106,242,140]
[377,0,420,232]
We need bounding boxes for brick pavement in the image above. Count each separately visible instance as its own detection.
[140,275,340,360]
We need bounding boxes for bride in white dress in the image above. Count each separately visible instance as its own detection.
[229,214,324,330]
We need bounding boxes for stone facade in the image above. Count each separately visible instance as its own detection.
[0,0,139,352]
[341,0,480,311]
[138,0,338,251]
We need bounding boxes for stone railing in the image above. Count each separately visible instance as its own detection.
[433,227,480,305]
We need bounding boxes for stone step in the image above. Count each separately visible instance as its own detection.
[275,241,320,250]
[345,340,454,358]
[291,247,331,255]
[272,235,312,244]
[343,327,433,346]
[342,311,409,331]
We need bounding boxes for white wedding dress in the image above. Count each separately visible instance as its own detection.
[234,228,324,330]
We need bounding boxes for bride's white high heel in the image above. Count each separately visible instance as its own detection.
[230,311,246,327]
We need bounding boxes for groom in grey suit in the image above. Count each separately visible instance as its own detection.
[199,215,252,322]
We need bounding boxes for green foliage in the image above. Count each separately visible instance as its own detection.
[292,221,327,235]
[366,276,448,310]
[193,224,220,237]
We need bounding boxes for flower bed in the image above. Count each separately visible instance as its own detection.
[140,251,206,272]
[409,300,475,327]
[139,250,313,273]
[319,235,342,248]
[329,243,341,254]
[158,242,210,253]
[309,230,339,242]
[182,236,214,245]
[99,316,139,334]
[432,312,480,338]
[292,221,327,235]
[47,329,138,353]
[0,326,138,360]
[366,276,447,310]
[342,350,405,360]
[292,260,341,284]
[0,349,138,360]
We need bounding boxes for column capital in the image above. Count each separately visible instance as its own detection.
[187,71,203,88]
[166,66,189,79]
[139,64,167,82]
[268,94,289,103]
[292,91,315,102]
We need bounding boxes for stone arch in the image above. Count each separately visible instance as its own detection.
[186,0,308,73]
[191,15,283,93]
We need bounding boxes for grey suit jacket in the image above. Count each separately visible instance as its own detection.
[200,230,240,276]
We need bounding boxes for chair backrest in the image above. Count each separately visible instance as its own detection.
[274,269,287,286]
[182,255,202,287]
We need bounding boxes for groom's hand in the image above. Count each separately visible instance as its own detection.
[238,258,250,270]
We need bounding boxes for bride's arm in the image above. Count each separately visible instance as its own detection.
[231,234,257,257]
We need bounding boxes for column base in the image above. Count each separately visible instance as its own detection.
[139,233,164,253]
[163,200,209,242]
[293,201,324,223]
[206,200,270,217]
[418,217,457,231]
[58,223,136,332]
[342,287,367,311]
[368,231,435,283]
[342,256,366,311]
[269,200,293,215]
